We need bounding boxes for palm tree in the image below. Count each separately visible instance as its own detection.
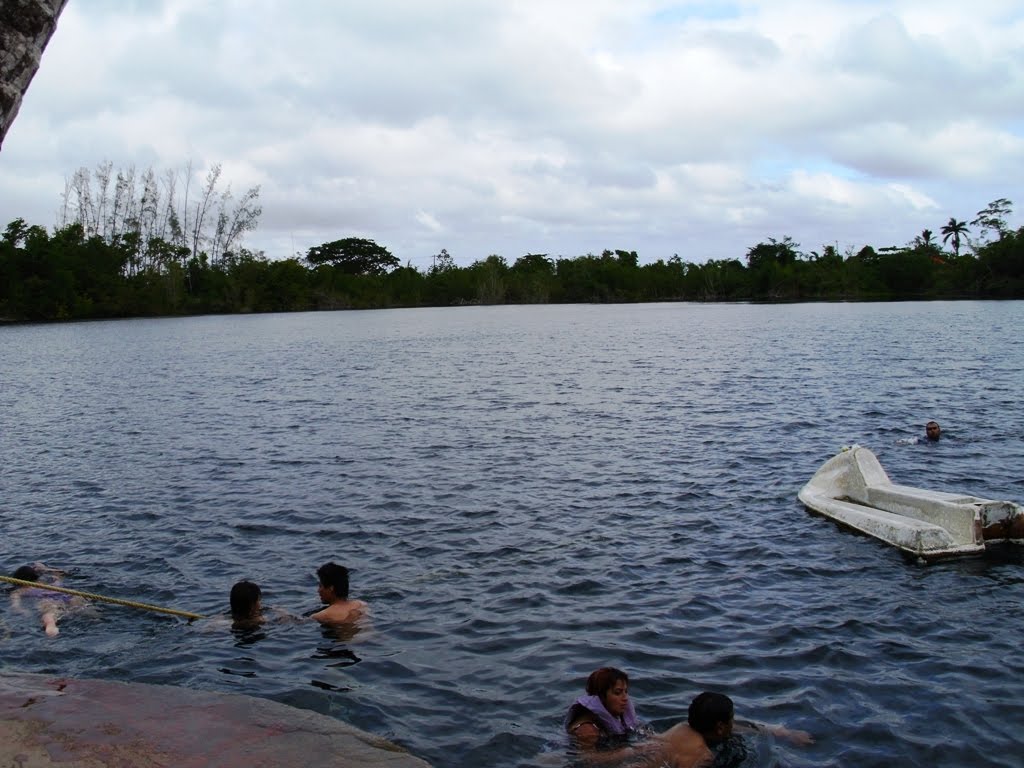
[941,218,969,257]
[913,229,936,250]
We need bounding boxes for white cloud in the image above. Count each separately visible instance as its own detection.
[886,183,939,211]
[0,0,1021,268]
[416,210,444,233]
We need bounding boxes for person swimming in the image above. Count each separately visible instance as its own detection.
[229,580,263,624]
[896,419,945,445]
[658,691,736,768]
[658,692,813,767]
[311,562,368,625]
[564,671,812,766]
[202,579,300,632]
[9,563,86,637]
[563,667,664,765]
[564,667,644,749]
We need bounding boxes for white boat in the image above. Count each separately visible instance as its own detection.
[798,445,1024,559]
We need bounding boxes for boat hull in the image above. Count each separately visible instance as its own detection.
[798,446,1023,559]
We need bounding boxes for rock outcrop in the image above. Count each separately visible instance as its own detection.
[0,672,434,767]
[0,0,68,149]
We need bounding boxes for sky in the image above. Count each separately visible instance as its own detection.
[1,0,1023,270]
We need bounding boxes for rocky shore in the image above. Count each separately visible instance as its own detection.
[0,671,431,767]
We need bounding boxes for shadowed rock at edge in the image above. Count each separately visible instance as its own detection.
[0,672,432,767]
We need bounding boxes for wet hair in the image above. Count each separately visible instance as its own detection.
[229,580,262,619]
[12,565,40,582]
[585,667,629,701]
[317,562,350,600]
[688,692,734,737]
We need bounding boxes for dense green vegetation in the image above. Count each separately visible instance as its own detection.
[2,180,1021,322]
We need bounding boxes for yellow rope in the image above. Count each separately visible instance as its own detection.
[0,576,205,620]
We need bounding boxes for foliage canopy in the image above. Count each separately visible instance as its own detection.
[306,238,399,275]
[3,197,1022,322]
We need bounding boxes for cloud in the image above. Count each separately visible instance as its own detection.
[0,0,1021,268]
[416,210,444,233]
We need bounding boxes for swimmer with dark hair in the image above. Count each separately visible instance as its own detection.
[9,562,85,637]
[563,668,663,764]
[658,692,736,767]
[311,562,368,625]
[229,580,263,624]
[218,579,301,629]
[659,691,813,767]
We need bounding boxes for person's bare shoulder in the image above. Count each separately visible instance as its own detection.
[312,600,368,624]
[658,723,712,768]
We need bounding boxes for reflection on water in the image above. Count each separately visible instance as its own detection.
[219,665,258,678]
[312,645,361,667]
[947,545,1024,583]
[316,620,368,644]
[310,678,353,692]
[1,301,1023,768]
[231,628,269,647]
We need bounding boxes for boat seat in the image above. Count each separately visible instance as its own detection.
[824,496,955,531]
[804,493,983,556]
[858,484,979,543]
[875,484,982,506]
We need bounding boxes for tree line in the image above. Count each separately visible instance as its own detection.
[1,164,1021,322]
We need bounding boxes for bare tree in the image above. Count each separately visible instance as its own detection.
[158,167,178,245]
[190,163,221,260]
[138,168,159,238]
[212,183,262,263]
[58,159,263,273]
[60,167,96,235]
[178,159,193,254]
[93,160,112,240]
[108,164,137,243]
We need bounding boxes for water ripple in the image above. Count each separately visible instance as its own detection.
[2,302,1023,768]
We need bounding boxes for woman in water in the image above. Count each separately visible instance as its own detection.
[9,562,86,637]
[564,667,658,761]
[210,579,299,630]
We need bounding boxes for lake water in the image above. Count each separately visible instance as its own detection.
[1,301,1022,768]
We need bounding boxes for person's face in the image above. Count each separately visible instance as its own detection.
[602,680,629,718]
[926,422,941,440]
[317,582,334,604]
